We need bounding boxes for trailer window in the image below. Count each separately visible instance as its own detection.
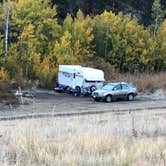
[62,72,72,78]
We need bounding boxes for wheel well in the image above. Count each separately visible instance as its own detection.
[127,93,135,101]
[105,94,112,99]
[75,86,81,89]
[128,93,134,96]
[74,86,81,96]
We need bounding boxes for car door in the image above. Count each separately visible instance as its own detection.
[112,84,122,100]
[121,83,129,98]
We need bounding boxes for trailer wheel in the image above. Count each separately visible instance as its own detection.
[90,85,97,93]
[74,86,81,96]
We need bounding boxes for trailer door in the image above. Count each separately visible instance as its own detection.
[75,72,84,87]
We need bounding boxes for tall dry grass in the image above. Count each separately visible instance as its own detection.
[1,110,166,166]
[108,72,166,92]
[2,133,166,166]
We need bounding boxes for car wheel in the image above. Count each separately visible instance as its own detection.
[127,93,134,101]
[105,95,112,103]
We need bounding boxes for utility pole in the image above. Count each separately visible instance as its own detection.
[4,0,10,57]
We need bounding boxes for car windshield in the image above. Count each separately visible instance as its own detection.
[102,84,115,90]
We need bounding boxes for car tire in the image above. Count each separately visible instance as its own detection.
[127,93,134,101]
[105,95,112,103]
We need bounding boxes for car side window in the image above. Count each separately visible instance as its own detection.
[122,84,129,90]
[113,84,121,91]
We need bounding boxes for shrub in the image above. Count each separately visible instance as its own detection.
[0,67,9,82]
[109,72,166,92]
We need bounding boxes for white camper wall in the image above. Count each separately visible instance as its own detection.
[59,65,81,73]
[58,65,105,91]
[58,65,83,88]
[58,71,74,87]
[75,71,84,87]
[81,67,105,81]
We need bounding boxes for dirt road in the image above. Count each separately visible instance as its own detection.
[0,89,166,120]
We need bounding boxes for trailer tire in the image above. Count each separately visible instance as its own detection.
[74,86,81,96]
[90,85,97,93]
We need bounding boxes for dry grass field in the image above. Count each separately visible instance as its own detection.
[1,109,166,165]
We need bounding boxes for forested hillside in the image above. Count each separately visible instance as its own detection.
[53,0,166,26]
[0,0,166,87]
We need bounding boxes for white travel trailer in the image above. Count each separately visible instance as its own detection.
[57,65,105,95]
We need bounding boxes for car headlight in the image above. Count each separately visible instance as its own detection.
[98,92,105,96]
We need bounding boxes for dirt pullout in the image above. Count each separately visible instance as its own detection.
[0,89,166,120]
[0,91,18,109]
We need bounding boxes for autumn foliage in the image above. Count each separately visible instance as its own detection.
[0,0,166,87]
